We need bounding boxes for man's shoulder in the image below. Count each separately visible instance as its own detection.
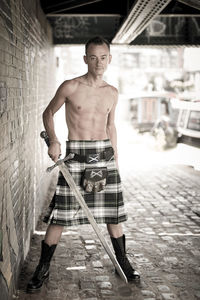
[110,85,118,94]
[57,77,84,99]
[102,80,117,91]
[105,83,118,99]
[60,78,80,92]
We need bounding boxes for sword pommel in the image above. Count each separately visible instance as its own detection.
[40,131,50,147]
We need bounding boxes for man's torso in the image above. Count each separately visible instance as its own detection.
[64,77,116,141]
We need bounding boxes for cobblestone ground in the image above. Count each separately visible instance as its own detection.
[16,132,200,300]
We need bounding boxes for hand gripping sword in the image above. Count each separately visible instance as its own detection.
[40,131,128,283]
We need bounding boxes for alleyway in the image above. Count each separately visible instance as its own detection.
[16,128,200,300]
[1,1,200,300]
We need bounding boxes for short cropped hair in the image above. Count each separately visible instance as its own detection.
[85,36,110,54]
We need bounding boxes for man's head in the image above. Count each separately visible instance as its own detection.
[84,36,111,76]
[85,36,110,55]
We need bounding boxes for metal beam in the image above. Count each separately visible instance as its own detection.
[177,0,200,11]
[45,0,102,14]
[130,16,200,47]
[46,14,121,17]
[112,0,173,44]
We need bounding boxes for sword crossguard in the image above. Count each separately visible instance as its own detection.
[46,153,75,173]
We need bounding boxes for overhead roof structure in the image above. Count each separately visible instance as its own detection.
[40,0,200,46]
[112,0,172,44]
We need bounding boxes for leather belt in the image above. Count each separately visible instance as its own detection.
[71,147,114,164]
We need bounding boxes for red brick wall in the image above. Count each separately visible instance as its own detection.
[0,0,56,298]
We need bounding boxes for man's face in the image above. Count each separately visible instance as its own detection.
[84,43,112,76]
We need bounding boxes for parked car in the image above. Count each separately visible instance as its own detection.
[171,95,200,148]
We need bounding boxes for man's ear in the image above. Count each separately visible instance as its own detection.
[83,55,88,64]
[109,54,112,64]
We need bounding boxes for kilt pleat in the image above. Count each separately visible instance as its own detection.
[43,139,127,226]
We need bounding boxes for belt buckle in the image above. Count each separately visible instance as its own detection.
[86,153,100,164]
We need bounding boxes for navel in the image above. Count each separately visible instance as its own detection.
[77,106,81,110]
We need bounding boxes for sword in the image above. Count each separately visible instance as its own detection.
[40,131,128,283]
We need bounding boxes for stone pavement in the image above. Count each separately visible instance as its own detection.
[15,161,200,300]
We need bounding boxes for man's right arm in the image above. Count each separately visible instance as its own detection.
[42,80,77,162]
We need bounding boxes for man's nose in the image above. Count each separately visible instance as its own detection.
[96,59,101,65]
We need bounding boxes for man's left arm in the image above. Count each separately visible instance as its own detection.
[106,88,119,169]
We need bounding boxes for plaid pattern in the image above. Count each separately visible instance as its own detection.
[43,139,127,227]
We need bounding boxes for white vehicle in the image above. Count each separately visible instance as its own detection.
[171,96,200,148]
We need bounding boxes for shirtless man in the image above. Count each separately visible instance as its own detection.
[27,36,140,293]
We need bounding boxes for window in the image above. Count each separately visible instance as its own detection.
[187,111,200,131]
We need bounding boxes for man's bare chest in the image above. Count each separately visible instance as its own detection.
[68,88,114,114]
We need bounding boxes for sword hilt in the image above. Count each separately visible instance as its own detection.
[40,131,75,172]
[46,153,75,173]
[40,131,50,147]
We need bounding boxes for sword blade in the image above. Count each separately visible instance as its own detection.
[40,131,127,283]
[59,162,128,283]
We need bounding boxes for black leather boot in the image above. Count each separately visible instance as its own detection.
[26,240,57,293]
[111,234,140,281]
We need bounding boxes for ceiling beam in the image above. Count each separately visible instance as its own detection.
[112,0,172,44]
[45,0,102,14]
[46,14,121,17]
[177,0,200,11]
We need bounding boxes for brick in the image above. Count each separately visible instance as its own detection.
[164,257,178,265]
[92,261,103,268]
[98,281,112,289]
[141,290,156,297]
[0,0,56,298]
[85,245,97,250]
[95,276,110,282]
[157,285,171,292]
[194,291,200,299]
[162,293,177,300]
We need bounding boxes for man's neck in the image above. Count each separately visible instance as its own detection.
[83,73,104,88]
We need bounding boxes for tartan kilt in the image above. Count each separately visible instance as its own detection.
[43,139,127,227]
